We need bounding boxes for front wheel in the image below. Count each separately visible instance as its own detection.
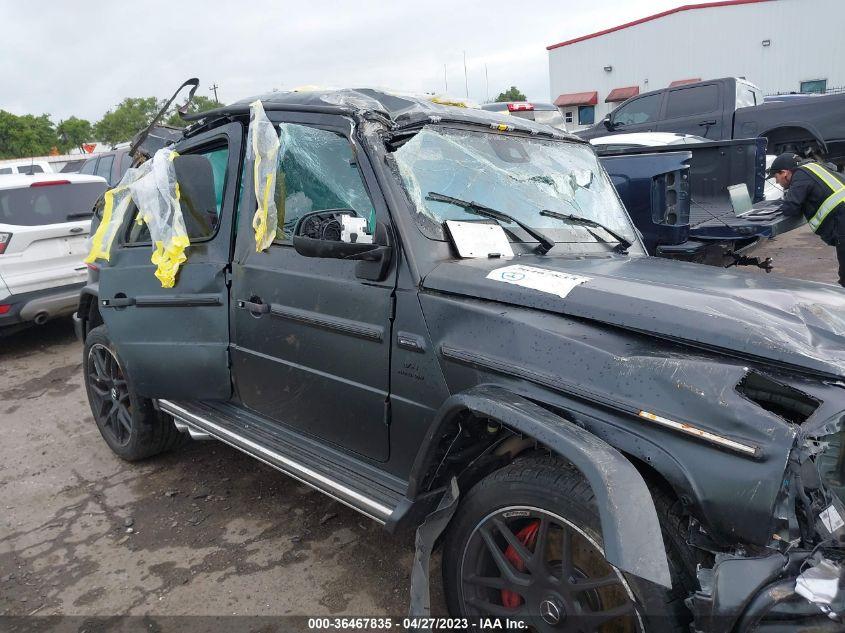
[442,457,692,632]
[83,324,187,461]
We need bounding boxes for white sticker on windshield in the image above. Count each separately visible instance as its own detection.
[486,265,589,299]
[820,504,845,534]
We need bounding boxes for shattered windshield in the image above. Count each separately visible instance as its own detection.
[393,127,636,247]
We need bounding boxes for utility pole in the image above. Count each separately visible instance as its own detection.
[444,64,448,93]
[209,83,220,104]
[485,64,489,102]
[463,51,469,98]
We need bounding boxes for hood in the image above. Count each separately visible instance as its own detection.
[422,255,845,378]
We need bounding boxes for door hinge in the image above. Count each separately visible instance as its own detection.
[223,264,232,288]
[389,292,397,321]
[383,398,392,427]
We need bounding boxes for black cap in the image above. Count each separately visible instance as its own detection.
[768,152,801,176]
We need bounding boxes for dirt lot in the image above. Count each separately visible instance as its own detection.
[0,225,840,625]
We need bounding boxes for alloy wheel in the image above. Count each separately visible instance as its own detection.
[87,343,133,447]
[459,506,643,632]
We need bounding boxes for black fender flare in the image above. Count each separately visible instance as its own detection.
[760,122,827,153]
[76,283,100,333]
[410,384,672,588]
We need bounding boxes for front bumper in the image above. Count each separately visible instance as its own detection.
[690,551,845,632]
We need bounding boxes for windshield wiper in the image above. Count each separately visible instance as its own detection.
[426,192,555,255]
[539,209,631,253]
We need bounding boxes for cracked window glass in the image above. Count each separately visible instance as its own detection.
[394,127,636,246]
[271,124,375,241]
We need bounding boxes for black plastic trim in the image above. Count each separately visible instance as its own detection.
[269,304,384,342]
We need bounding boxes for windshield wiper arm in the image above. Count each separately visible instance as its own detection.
[426,192,555,255]
[539,209,631,253]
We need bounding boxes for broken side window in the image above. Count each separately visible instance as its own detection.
[270,123,375,242]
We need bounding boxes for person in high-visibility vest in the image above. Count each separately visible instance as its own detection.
[771,152,845,287]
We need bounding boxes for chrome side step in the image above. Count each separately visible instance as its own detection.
[159,399,394,524]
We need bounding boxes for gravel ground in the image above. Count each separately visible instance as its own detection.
[0,224,839,626]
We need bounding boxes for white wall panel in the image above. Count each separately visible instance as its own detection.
[548,0,845,126]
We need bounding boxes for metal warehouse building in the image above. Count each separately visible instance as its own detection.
[547,0,845,130]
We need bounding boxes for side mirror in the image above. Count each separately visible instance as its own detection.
[292,210,393,281]
[602,114,615,131]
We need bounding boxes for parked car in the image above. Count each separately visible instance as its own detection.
[59,158,88,174]
[78,146,134,187]
[0,159,54,175]
[77,88,845,631]
[481,101,569,131]
[0,173,107,333]
[577,77,845,167]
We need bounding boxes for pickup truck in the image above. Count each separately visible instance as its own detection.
[595,135,802,267]
[577,77,845,167]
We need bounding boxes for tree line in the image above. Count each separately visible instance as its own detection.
[1,86,528,160]
[0,95,218,160]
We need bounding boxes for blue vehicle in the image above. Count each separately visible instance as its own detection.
[595,136,801,269]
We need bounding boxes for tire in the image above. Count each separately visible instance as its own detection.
[83,324,187,461]
[442,457,694,632]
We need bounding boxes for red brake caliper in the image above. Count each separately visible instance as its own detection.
[500,520,540,608]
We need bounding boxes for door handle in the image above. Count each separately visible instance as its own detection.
[102,296,136,308]
[699,120,716,126]
[237,299,270,315]
[69,227,84,234]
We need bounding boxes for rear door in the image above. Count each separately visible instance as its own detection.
[0,179,106,295]
[657,82,726,138]
[97,122,242,400]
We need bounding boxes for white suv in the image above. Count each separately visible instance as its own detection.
[0,173,107,333]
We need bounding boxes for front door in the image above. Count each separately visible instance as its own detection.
[609,92,663,135]
[230,114,394,462]
[98,122,242,399]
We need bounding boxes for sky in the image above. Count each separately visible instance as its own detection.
[1,0,717,123]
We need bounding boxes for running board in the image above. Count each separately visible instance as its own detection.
[158,400,397,524]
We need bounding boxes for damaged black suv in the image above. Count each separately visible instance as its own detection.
[77,88,845,631]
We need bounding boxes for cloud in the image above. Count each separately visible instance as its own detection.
[0,0,703,122]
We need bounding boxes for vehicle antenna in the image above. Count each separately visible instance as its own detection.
[444,64,448,93]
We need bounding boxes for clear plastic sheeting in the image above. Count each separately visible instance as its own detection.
[246,100,281,251]
[86,147,191,287]
[394,127,636,246]
[129,149,189,288]
[85,161,152,264]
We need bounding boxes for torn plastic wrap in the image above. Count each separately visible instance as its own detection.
[129,149,189,288]
[85,162,152,264]
[247,100,281,251]
[86,148,189,288]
